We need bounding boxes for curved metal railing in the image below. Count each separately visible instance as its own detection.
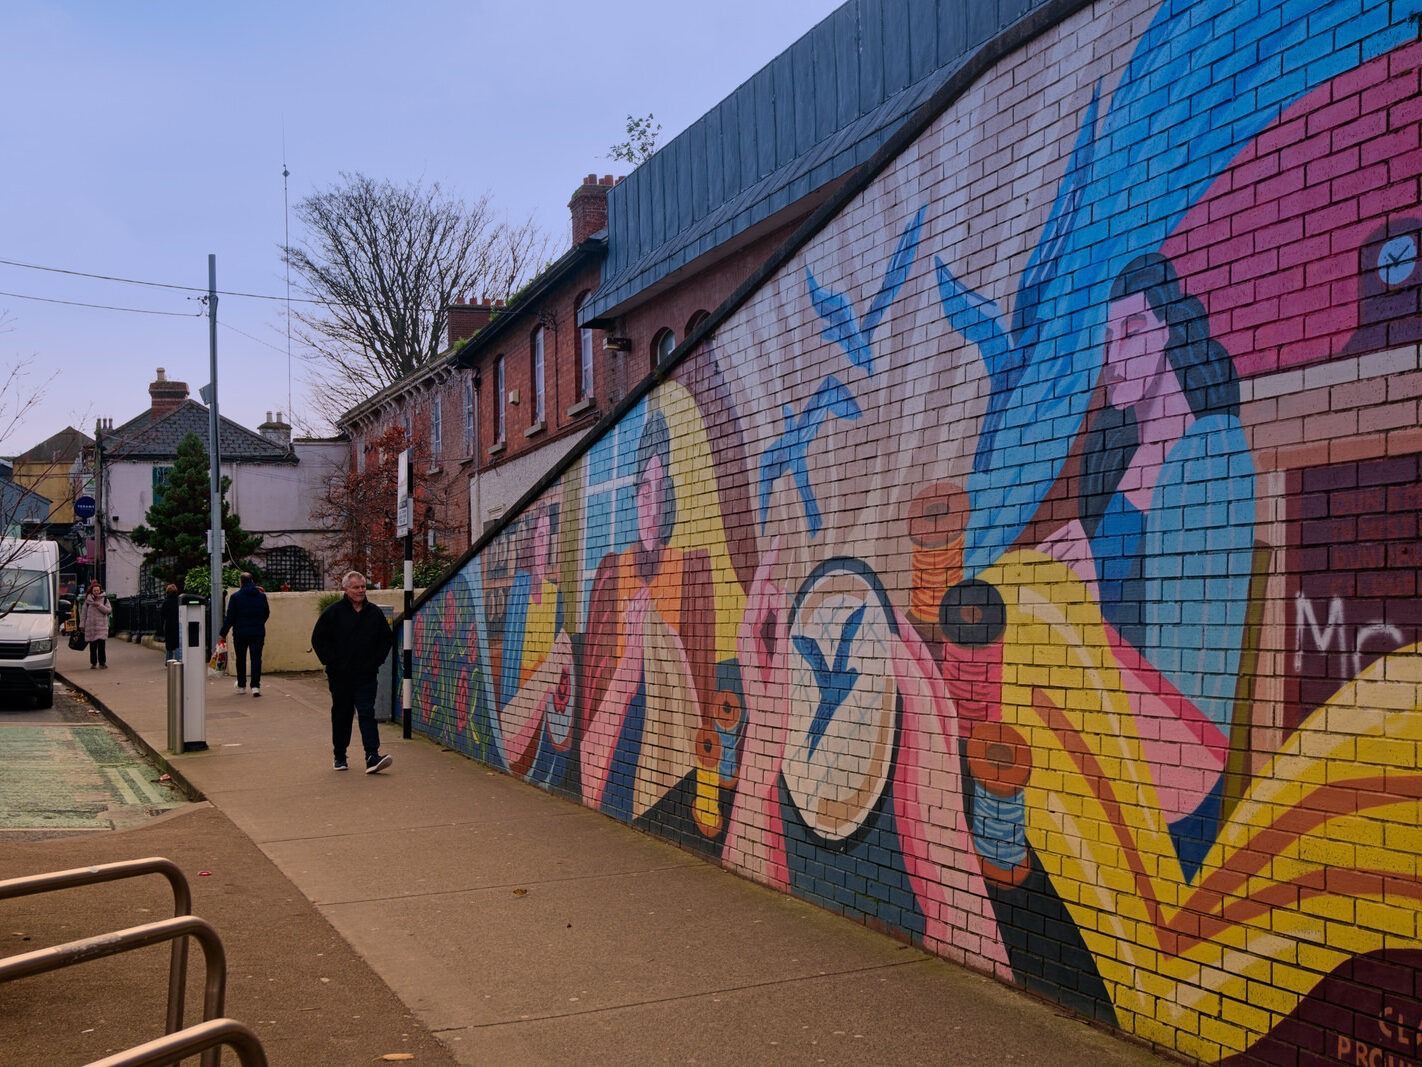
[0,857,192,1034]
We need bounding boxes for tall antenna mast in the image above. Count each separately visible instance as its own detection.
[282,131,292,420]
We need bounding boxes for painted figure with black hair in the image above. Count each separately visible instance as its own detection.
[1077,252,1255,735]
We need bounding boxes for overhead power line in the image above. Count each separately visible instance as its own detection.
[0,256,473,315]
[218,319,290,355]
[0,256,309,304]
[0,288,201,317]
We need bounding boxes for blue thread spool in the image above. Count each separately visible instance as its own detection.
[966,720,1033,887]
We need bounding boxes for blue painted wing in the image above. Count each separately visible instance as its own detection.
[801,374,863,430]
[806,267,872,373]
[863,207,926,341]
[935,257,1010,387]
[1010,85,1099,359]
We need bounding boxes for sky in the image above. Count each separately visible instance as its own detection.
[0,0,845,455]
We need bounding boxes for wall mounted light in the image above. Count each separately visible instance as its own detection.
[603,336,632,352]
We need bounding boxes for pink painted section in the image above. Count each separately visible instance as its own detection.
[1162,41,1422,377]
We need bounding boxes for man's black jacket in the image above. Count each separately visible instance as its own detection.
[310,596,393,684]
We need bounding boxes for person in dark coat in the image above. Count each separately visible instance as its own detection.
[219,572,271,696]
[310,570,394,773]
[161,583,181,662]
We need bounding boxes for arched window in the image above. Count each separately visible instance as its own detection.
[686,309,710,336]
[654,328,676,366]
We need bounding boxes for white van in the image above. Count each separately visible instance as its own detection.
[0,538,63,708]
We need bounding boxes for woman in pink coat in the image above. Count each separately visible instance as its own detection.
[79,580,111,669]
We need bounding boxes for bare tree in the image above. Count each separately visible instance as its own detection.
[284,173,550,426]
[313,424,450,588]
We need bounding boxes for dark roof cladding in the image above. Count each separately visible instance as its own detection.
[581,0,1056,325]
[101,400,296,463]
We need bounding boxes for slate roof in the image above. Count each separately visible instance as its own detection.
[13,426,93,464]
[1,479,51,525]
[581,0,1057,323]
[101,400,296,463]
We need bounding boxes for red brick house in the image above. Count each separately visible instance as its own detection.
[337,176,618,551]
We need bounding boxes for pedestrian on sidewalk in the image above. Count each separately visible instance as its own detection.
[79,580,111,669]
[310,570,394,774]
[161,583,181,662]
[219,573,270,696]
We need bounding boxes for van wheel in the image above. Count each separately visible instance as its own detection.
[35,683,53,710]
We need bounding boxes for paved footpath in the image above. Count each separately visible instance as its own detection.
[16,638,1176,1065]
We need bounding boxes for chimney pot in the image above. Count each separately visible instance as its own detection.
[569,175,611,245]
[447,296,496,346]
[148,367,189,421]
[259,410,293,450]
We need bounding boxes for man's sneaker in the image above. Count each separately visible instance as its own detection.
[365,753,393,775]
[251,687,261,698]
[333,757,348,771]
[235,683,246,692]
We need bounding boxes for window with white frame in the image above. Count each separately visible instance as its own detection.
[577,295,594,400]
[495,356,506,442]
[463,376,475,454]
[654,328,676,366]
[430,395,443,459]
[532,326,546,424]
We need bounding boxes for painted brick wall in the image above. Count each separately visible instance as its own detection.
[409,1,1422,1062]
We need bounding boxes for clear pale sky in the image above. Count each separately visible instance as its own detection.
[0,0,844,454]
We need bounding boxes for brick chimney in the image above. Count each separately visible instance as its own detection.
[148,367,189,421]
[258,411,292,450]
[569,174,615,246]
[447,295,497,346]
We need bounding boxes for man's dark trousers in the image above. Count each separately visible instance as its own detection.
[329,676,381,760]
[233,634,264,689]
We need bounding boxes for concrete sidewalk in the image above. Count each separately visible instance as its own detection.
[38,637,1171,1065]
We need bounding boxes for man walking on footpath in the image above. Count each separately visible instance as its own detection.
[219,573,270,696]
[310,570,394,774]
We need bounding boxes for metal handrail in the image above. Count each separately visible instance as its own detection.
[84,1018,268,1067]
[0,915,227,1067]
[0,857,192,1035]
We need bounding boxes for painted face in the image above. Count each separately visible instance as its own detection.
[345,576,368,607]
[1102,291,1171,412]
[636,454,666,551]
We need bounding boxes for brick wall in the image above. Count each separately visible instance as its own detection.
[473,261,605,470]
[409,2,1422,1063]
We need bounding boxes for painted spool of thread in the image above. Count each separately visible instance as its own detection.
[693,724,725,837]
[938,579,1006,721]
[966,720,1033,887]
[907,482,969,630]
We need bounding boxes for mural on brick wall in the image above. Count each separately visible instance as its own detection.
[414,0,1422,1061]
